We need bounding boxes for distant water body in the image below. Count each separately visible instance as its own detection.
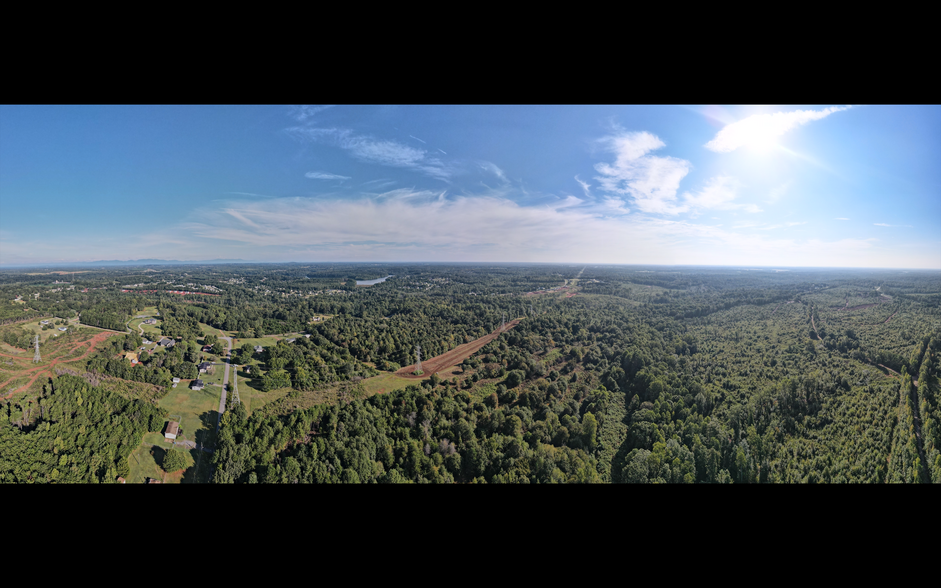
[356,275,393,286]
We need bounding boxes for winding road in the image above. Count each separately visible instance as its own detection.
[215,336,233,432]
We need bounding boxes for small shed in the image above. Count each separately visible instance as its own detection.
[165,421,179,440]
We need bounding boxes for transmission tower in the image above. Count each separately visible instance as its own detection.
[530,303,534,317]
[501,312,506,332]
[33,334,41,363]
[414,344,422,374]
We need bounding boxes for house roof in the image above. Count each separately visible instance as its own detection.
[166,421,179,436]
[125,352,138,362]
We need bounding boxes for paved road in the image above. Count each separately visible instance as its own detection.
[216,336,233,432]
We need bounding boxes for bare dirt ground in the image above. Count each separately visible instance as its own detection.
[0,331,118,400]
[394,319,521,380]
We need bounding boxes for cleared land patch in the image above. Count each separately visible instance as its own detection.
[394,319,522,379]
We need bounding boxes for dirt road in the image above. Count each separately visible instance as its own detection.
[1,331,118,400]
[394,319,521,379]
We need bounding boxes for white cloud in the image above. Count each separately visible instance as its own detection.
[285,126,452,181]
[874,223,912,227]
[835,217,850,221]
[760,221,807,230]
[767,181,792,203]
[288,105,333,122]
[167,189,930,268]
[705,106,852,153]
[479,161,508,183]
[594,131,691,214]
[305,171,351,180]
[683,175,737,210]
[574,175,592,198]
[682,175,761,214]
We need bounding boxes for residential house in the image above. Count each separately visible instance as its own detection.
[254,345,263,353]
[165,421,179,440]
[191,379,205,390]
[198,362,213,373]
[144,318,157,325]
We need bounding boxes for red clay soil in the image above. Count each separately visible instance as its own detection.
[394,319,521,380]
[0,331,119,400]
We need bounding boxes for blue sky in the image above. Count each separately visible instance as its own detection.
[1,104,939,268]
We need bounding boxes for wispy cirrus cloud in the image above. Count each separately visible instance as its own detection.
[288,105,334,122]
[767,181,792,203]
[835,217,850,220]
[479,161,508,183]
[760,221,806,230]
[305,171,351,180]
[574,175,592,198]
[285,126,453,181]
[682,175,761,213]
[173,190,934,267]
[874,223,912,227]
[705,106,852,153]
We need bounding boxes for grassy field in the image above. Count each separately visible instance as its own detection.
[14,318,74,344]
[157,385,220,450]
[237,380,291,416]
[359,372,418,396]
[137,320,164,339]
[126,432,194,484]
[197,363,226,387]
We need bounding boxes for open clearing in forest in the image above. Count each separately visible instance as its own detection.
[0,330,118,400]
[127,432,195,484]
[393,319,521,380]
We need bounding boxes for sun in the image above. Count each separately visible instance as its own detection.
[737,116,782,153]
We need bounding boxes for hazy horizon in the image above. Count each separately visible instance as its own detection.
[2,105,939,269]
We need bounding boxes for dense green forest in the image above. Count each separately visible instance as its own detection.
[2,263,939,483]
